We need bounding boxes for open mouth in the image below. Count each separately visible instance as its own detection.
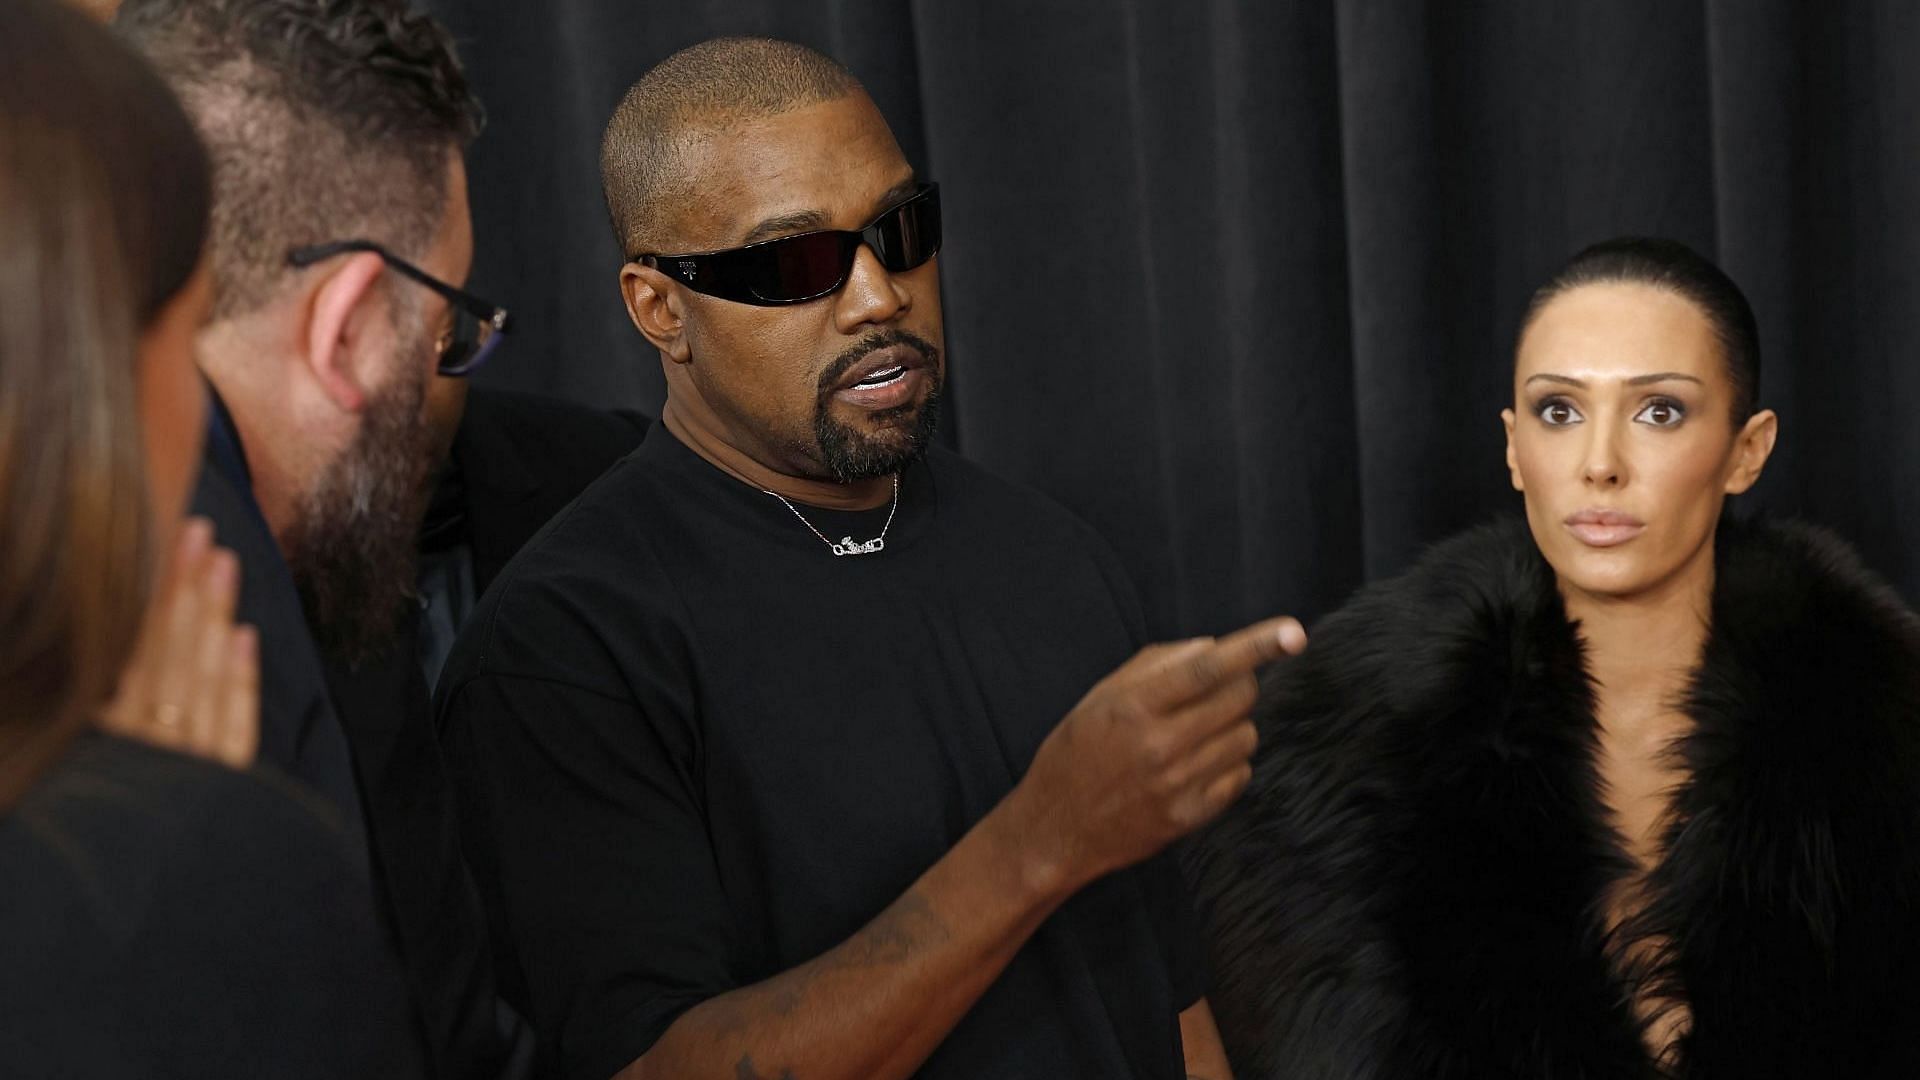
[849,364,909,390]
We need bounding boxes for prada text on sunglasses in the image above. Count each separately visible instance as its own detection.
[287,240,512,376]
[634,182,942,306]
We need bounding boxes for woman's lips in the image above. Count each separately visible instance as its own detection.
[1564,508,1646,548]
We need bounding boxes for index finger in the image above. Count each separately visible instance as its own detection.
[1139,615,1307,710]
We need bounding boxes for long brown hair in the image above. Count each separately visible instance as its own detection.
[0,0,211,808]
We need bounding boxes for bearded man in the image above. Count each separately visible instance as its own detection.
[439,36,1303,1080]
[118,2,528,1075]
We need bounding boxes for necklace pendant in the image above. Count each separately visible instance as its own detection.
[765,473,900,557]
[831,536,886,556]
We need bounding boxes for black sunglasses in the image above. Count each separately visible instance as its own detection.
[287,240,512,376]
[633,182,942,306]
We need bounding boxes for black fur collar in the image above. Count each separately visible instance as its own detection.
[1186,516,1920,1080]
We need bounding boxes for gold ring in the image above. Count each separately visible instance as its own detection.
[154,703,184,728]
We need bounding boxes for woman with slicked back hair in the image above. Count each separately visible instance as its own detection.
[0,1,424,1074]
[1187,237,1920,1079]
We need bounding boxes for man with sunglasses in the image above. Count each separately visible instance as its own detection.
[118,2,534,1076]
[439,37,1298,1080]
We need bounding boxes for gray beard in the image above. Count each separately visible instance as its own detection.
[283,369,436,669]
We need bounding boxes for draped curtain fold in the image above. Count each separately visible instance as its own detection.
[429,0,1920,635]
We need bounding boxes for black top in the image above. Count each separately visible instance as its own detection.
[0,733,423,1077]
[440,386,650,600]
[416,386,650,688]
[437,427,1206,1080]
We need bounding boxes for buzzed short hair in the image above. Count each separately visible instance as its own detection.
[600,37,862,258]
[115,0,483,318]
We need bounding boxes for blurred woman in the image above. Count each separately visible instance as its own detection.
[0,1,421,1073]
[1188,237,1920,1078]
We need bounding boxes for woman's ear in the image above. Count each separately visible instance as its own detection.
[620,263,692,365]
[1501,408,1525,492]
[1724,408,1779,495]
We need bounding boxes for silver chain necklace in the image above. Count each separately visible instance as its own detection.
[762,474,900,556]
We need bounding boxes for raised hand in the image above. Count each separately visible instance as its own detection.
[1008,616,1307,888]
[102,517,260,768]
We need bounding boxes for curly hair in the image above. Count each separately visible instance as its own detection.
[115,0,483,317]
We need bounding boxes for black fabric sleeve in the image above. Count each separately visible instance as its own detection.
[443,672,734,1080]
[1,750,424,1079]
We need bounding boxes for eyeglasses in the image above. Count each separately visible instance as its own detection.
[633,182,942,306]
[287,240,512,376]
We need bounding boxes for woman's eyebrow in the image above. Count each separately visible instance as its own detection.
[1523,372,1705,388]
[1626,372,1704,387]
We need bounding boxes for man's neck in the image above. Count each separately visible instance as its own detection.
[661,398,895,511]
[199,357,303,550]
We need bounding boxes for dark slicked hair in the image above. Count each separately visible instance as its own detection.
[1522,236,1763,423]
[114,0,483,318]
[601,36,862,258]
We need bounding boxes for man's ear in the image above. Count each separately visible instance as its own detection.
[1724,408,1779,495]
[1501,408,1525,492]
[620,263,692,364]
[301,251,387,413]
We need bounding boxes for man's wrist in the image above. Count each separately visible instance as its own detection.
[978,785,1087,907]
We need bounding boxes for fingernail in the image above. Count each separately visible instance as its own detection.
[232,624,257,661]
[178,517,213,556]
[206,549,238,593]
[1277,621,1307,653]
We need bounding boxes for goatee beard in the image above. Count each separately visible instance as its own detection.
[812,328,944,483]
[283,371,436,669]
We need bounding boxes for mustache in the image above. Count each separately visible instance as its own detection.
[815,328,942,393]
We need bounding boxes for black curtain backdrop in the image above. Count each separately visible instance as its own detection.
[424,0,1920,637]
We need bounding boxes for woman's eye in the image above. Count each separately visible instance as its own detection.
[1635,398,1686,427]
[1535,398,1582,426]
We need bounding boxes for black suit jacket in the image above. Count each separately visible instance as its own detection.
[197,389,519,1079]
[191,396,364,831]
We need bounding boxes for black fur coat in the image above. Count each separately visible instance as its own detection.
[1185,517,1920,1079]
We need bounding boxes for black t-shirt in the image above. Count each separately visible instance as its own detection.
[437,427,1206,1080]
[0,733,424,1077]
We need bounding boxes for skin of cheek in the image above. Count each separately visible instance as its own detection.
[679,265,946,473]
[136,267,214,558]
[1514,415,1735,600]
[424,374,468,466]
[681,298,843,466]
